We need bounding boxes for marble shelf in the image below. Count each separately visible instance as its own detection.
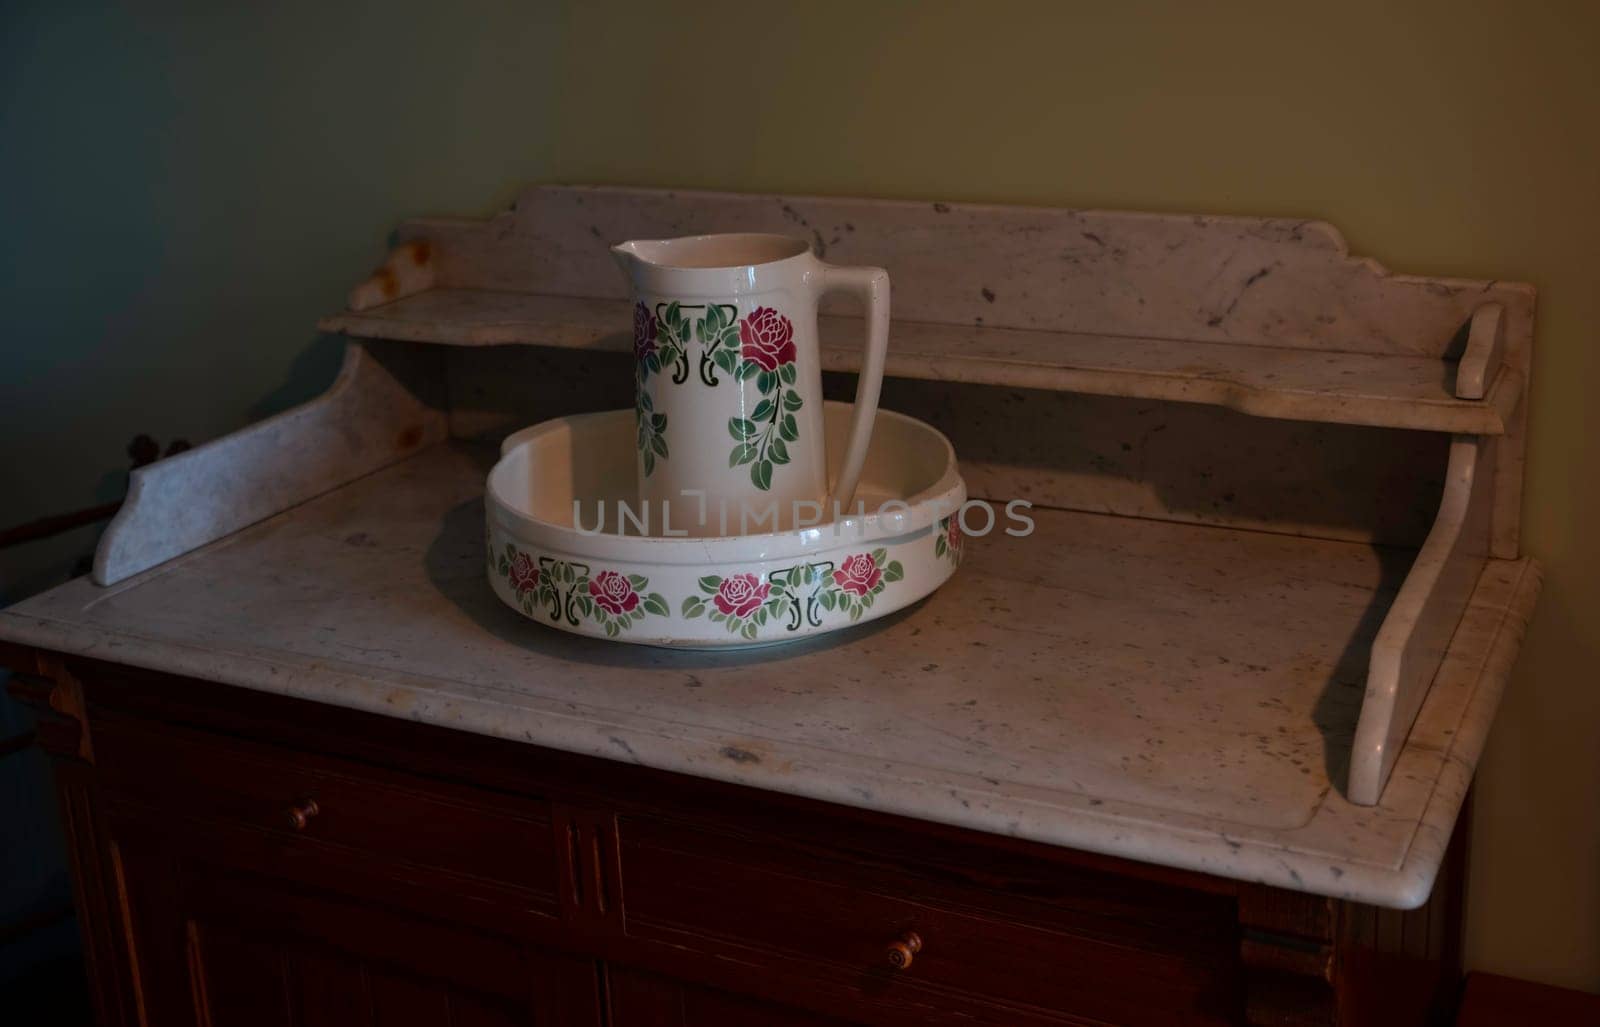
[320,288,1518,435]
[0,443,1540,908]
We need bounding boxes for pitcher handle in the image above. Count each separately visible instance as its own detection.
[819,264,891,514]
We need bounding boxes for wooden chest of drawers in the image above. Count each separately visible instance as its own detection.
[7,650,1465,1026]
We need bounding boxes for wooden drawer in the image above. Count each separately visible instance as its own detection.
[94,717,559,902]
[616,815,1238,1026]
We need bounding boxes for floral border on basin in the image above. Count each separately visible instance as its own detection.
[934,515,964,566]
[490,537,919,642]
[494,543,671,638]
[682,548,905,641]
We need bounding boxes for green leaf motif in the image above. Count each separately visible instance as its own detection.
[729,417,757,440]
[884,560,905,582]
[783,390,803,411]
[751,398,774,421]
[682,596,706,618]
[770,438,789,465]
[730,443,758,467]
[756,370,777,394]
[636,381,667,477]
[643,593,669,617]
[751,459,773,491]
[780,363,797,385]
[699,575,722,594]
[779,414,799,442]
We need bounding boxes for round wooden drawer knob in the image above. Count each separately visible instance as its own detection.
[286,799,321,831]
[886,931,922,971]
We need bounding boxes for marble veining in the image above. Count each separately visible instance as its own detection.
[0,444,1540,908]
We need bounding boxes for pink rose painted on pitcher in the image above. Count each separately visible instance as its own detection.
[712,573,771,619]
[832,553,883,597]
[739,307,796,371]
[589,570,640,615]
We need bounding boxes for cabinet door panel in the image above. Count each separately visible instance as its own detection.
[111,826,600,1027]
[608,966,860,1027]
[189,922,553,1027]
[191,927,291,1026]
[360,967,463,1027]
[291,949,371,1027]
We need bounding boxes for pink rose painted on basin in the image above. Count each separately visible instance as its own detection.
[738,306,796,371]
[633,301,657,361]
[832,553,882,597]
[712,573,770,619]
[589,570,640,615]
[508,552,539,595]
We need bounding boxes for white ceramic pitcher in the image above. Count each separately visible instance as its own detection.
[613,233,889,537]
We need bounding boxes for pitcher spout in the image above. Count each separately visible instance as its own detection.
[611,240,645,275]
[611,234,811,275]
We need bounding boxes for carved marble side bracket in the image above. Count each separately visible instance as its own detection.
[1353,436,1496,805]
[1456,304,1508,401]
[92,341,449,586]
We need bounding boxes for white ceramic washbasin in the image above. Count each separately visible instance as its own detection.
[485,403,967,648]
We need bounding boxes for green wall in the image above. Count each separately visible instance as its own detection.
[3,0,1596,991]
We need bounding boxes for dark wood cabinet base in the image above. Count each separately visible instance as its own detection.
[6,648,1466,1026]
